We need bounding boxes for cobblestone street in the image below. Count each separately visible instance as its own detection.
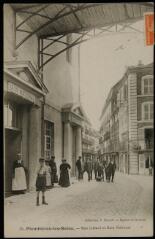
[5,172,153,237]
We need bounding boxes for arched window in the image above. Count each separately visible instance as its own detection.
[142,75,153,95]
[142,102,153,120]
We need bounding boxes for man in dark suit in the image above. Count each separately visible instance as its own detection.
[76,156,82,180]
[83,158,92,181]
[49,156,57,186]
[94,158,99,179]
[87,158,93,181]
[109,159,116,182]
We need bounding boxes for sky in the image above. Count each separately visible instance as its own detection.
[79,20,153,131]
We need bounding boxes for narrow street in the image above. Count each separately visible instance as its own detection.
[4,3,154,238]
[5,172,153,237]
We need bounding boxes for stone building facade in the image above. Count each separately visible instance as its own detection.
[4,4,83,195]
[99,62,153,175]
[82,118,100,163]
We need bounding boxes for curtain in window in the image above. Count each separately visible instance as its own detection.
[142,76,153,95]
[143,103,153,120]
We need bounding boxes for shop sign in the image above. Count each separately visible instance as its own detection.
[8,82,36,103]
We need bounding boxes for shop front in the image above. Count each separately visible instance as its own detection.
[4,61,48,196]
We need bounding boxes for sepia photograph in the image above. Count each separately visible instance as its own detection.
[3,2,154,237]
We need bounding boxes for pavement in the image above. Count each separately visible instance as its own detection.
[4,172,153,237]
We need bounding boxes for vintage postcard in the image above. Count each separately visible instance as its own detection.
[4,2,154,237]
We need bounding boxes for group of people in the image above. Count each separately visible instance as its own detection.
[11,153,71,206]
[94,158,116,182]
[12,153,116,207]
[36,157,71,206]
[76,156,116,183]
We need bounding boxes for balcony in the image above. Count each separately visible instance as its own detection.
[82,147,96,154]
[138,142,154,151]
[99,136,104,144]
[82,136,94,145]
[104,131,110,140]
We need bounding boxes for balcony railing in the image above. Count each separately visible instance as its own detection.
[82,148,96,154]
[138,143,154,151]
[82,135,94,145]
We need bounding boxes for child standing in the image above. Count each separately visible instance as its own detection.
[36,158,48,206]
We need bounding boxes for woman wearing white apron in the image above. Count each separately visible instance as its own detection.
[12,153,27,194]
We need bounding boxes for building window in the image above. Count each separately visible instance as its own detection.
[142,102,153,120]
[44,121,54,160]
[145,128,153,149]
[4,103,21,128]
[142,75,153,95]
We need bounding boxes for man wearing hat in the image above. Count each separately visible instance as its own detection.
[76,156,83,180]
[12,152,27,193]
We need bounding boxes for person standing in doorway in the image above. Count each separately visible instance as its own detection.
[76,156,82,180]
[35,158,48,206]
[12,153,27,194]
[59,159,71,187]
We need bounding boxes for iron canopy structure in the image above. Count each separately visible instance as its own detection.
[11,3,154,71]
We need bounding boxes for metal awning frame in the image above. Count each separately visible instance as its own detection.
[13,3,153,73]
[15,3,105,49]
[38,20,144,71]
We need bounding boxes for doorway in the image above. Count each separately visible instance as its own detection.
[5,129,22,196]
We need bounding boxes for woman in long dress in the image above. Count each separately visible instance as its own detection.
[59,159,71,187]
[12,153,27,193]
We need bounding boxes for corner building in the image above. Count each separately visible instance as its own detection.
[99,62,154,175]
